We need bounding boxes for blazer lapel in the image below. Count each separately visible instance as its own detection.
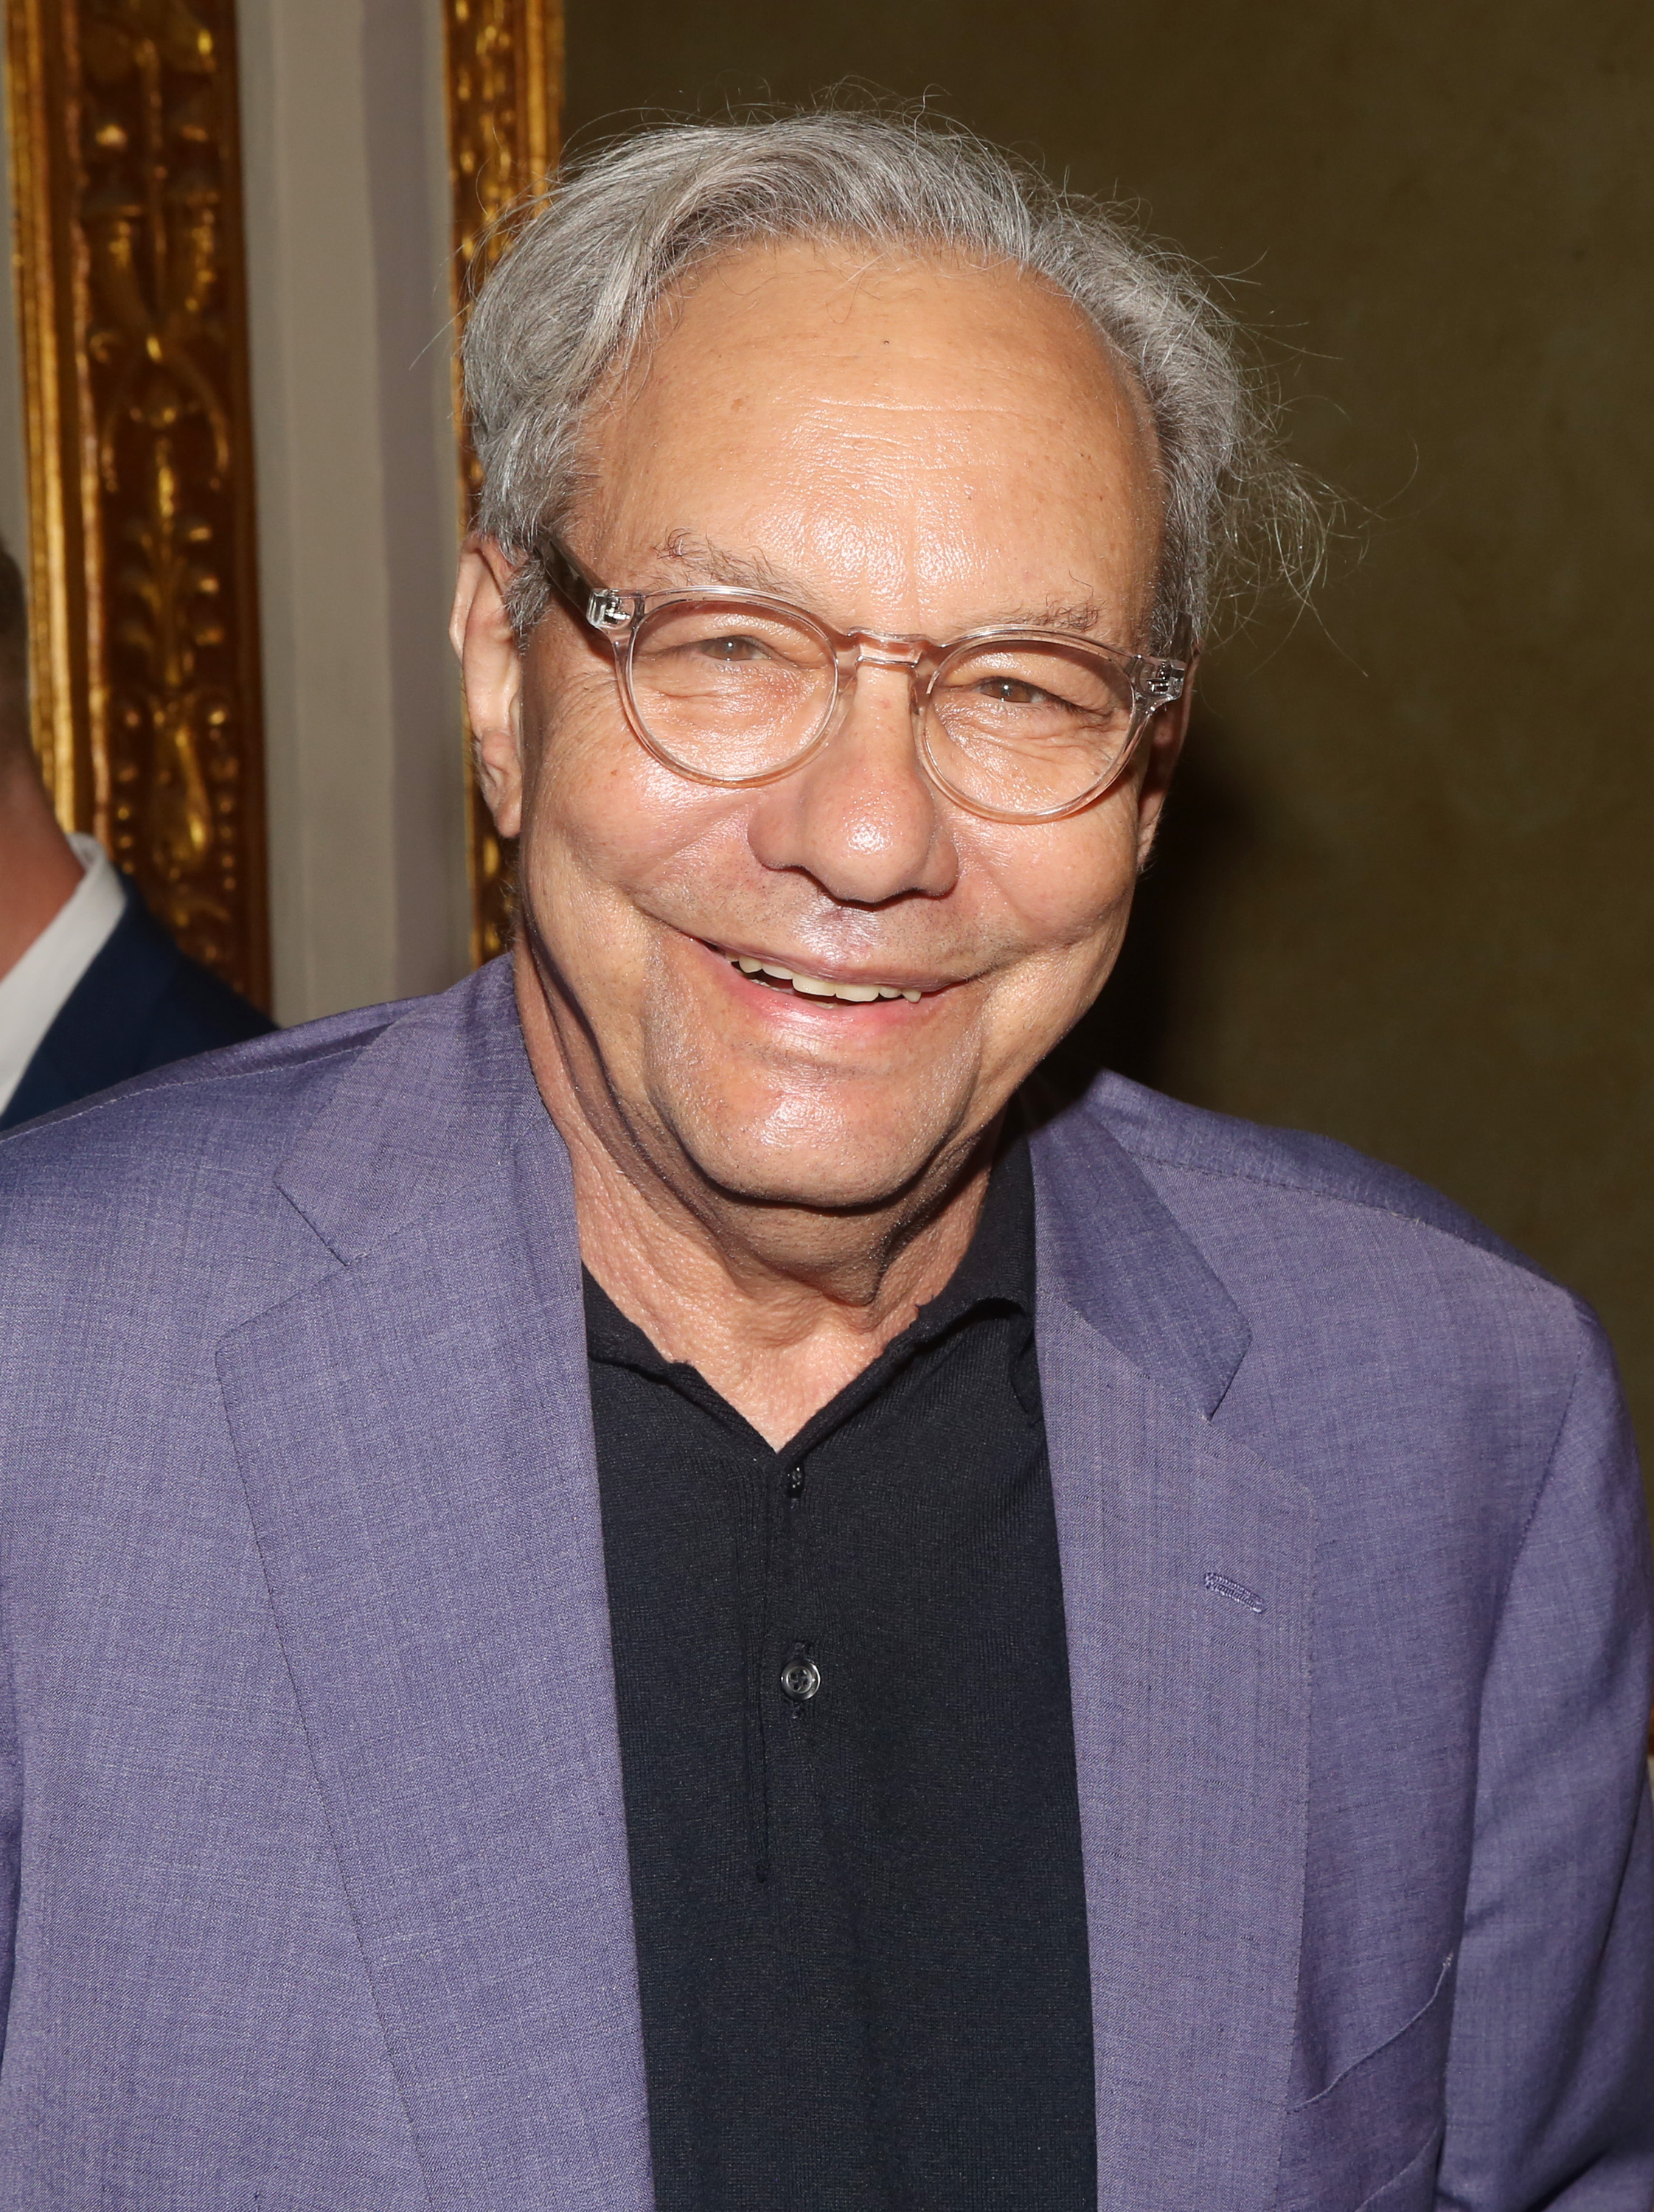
[218,970,651,2211]
[1032,1102,1315,2210]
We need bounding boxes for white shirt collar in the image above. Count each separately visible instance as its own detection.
[0,833,128,1116]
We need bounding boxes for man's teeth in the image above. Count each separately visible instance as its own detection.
[732,956,922,1003]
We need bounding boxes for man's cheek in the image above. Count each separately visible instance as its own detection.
[1058,858,1138,953]
[968,811,1136,944]
[550,758,743,888]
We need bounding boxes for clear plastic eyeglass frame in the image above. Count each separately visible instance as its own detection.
[535,532,1190,825]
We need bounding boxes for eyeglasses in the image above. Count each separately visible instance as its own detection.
[536,535,1189,825]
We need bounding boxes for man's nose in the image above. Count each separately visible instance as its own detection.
[744,666,959,905]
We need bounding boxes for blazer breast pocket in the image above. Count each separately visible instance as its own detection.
[1276,1952,1456,2212]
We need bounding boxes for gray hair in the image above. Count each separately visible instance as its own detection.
[462,109,1326,653]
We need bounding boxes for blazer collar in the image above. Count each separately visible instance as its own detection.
[274,967,1252,1422]
[274,956,538,1264]
[1028,1085,1252,1417]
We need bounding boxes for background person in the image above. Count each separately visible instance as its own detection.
[0,541,273,1130]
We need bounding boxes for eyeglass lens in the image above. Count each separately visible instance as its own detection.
[625,598,1140,815]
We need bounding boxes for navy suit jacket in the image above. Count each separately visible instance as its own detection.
[0,958,1649,2210]
[0,875,274,1131]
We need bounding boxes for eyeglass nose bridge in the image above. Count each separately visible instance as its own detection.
[833,633,948,731]
[821,635,979,805]
[838,629,932,675]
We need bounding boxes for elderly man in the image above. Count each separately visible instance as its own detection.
[0,112,1649,2212]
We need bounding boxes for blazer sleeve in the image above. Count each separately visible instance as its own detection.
[1439,1307,1654,2208]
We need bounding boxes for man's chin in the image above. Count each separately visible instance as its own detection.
[664,1113,959,1220]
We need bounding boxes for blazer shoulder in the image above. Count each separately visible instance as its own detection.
[1077,1071,1554,1289]
[0,994,409,1208]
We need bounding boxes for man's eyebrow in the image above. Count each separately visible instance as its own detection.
[658,533,799,599]
[996,599,1105,637]
[656,532,1106,639]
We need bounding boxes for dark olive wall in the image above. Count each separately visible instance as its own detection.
[566,1,1654,1481]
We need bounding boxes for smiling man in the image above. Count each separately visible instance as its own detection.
[0,113,1650,2212]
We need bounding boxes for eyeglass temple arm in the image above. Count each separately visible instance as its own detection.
[1130,616,1195,713]
[1161,611,1196,681]
[535,532,642,636]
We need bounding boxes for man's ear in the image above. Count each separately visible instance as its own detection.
[1133,653,1196,872]
[451,538,527,839]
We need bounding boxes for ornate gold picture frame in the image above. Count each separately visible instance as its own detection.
[442,0,563,966]
[5,0,268,1005]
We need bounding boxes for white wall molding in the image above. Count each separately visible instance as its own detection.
[240,0,468,1024]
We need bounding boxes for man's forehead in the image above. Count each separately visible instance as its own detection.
[613,239,1150,448]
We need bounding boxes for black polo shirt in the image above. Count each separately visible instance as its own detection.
[585,1137,1096,2212]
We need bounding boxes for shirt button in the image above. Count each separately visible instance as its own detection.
[779,1656,821,1703]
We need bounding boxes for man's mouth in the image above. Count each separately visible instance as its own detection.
[726,954,925,1004]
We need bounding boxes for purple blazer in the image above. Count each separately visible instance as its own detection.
[1,959,1649,2209]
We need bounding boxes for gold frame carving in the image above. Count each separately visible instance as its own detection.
[442,0,563,966]
[4,0,269,1004]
